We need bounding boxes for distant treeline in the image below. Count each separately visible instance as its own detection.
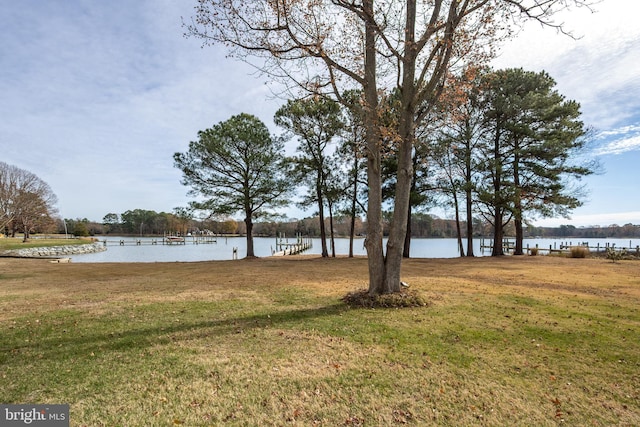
[532,223,640,239]
[56,211,640,239]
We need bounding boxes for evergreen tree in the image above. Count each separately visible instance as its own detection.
[274,97,344,258]
[477,68,594,255]
[174,113,291,258]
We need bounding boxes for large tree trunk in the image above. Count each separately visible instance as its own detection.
[363,0,385,295]
[513,145,524,255]
[245,216,254,257]
[385,135,413,293]
[465,189,475,257]
[317,176,328,257]
[514,218,524,255]
[382,0,418,293]
[364,140,385,294]
[453,191,465,257]
[328,199,336,258]
[349,200,356,258]
[492,209,504,256]
[403,150,420,259]
[403,204,412,258]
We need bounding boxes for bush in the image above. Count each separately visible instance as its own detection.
[606,247,627,263]
[529,247,539,256]
[73,222,90,237]
[568,246,590,258]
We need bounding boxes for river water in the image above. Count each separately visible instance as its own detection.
[70,236,640,263]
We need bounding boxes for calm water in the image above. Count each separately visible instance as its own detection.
[70,236,640,263]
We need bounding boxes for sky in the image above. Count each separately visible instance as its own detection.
[1,0,639,227]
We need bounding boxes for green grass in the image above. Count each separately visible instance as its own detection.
[0,237,88,251]
[0,257,639,426]
[3,296,638,425]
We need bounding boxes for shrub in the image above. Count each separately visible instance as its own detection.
[529,247,539,256]
[606,247,627,263]
[568,246,590,258]
[73,222,90,237]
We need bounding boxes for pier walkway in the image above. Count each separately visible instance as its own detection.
[271,234,313,256]
[100,235,218,247]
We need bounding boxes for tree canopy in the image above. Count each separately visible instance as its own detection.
[187,0,596,293]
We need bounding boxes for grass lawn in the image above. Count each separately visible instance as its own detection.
[0,255,638,426]
[0,237,90,251]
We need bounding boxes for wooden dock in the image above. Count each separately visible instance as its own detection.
[271,233,312,256]
[100,234,218,247]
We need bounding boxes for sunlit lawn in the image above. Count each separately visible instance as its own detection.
[0,256,638,426]
[0,236,88,251]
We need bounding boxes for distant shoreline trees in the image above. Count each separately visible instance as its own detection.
[66,211,640,241]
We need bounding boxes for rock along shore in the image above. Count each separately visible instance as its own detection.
[0,242,106,258]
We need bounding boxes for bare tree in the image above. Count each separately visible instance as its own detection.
[0,162,58,240]
[186,0,594,294]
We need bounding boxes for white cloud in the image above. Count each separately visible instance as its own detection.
[493,1,640,131]
[595,135,640,156]
[597,125,640,138]
[593,123,640,155]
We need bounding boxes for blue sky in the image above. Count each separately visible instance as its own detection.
[1,0,638,227]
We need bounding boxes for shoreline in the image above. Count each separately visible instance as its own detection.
[0,242,106,259]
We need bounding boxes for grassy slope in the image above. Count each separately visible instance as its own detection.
[0,256,638,426]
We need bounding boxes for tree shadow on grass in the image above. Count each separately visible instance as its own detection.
[1,302,351,363]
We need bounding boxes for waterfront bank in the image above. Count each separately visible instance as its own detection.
[0,242,106,258]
